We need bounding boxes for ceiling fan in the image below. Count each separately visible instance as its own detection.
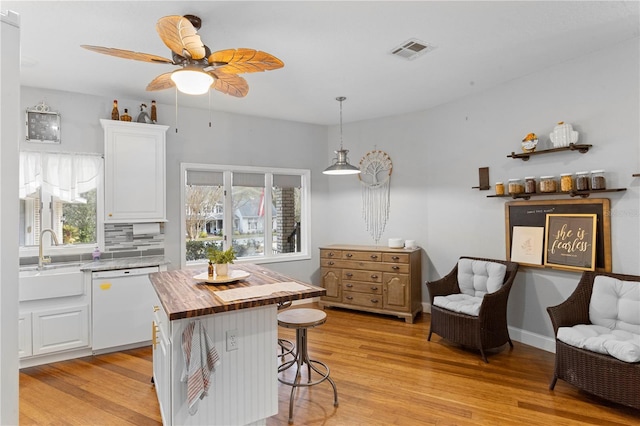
[81,14,284,97]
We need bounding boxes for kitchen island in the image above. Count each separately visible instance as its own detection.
[149,263,325,426]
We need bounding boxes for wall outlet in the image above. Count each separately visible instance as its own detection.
[226,329,239,351]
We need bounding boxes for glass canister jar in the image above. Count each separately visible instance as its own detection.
[560,173,574,192]
[576,171,590,191]
[495,182,504,195]
[591,170,606,190]
[508,178,524,195]
[540,176,557,193]
[524,177,537,194]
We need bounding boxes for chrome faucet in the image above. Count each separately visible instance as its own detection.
[39,228,60,269]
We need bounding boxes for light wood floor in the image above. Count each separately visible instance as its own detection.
[20,303,639,425]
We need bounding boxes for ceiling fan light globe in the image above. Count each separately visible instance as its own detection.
[170,69,213,95]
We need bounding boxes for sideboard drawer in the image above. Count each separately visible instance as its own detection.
[342,281,382,294]
[342,269,382,283]
[382,253,410,264]
[342,251,381,262]
[320,249,342,259]
[343,291,382,308]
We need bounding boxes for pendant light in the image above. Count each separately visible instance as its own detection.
[323,96,361,175]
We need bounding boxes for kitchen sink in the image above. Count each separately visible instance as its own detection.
[19,262,85,302]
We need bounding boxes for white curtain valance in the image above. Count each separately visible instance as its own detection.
[19,152,103,202]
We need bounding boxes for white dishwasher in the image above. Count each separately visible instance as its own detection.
[92,266,160,352]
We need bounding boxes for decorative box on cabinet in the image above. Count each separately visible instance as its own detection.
[319,244,422,323]
[101,119,169,222]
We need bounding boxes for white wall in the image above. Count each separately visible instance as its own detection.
[325,37,640,349]
[1,10,21,426]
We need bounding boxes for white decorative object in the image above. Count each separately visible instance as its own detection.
[388,238,404,248]
[359,150,393,244]
[405,240,417,249]
[550,121,579,148]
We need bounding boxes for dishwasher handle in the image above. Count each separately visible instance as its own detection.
[92,266,160,280]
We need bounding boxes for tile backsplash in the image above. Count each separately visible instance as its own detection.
[104,223,165,252]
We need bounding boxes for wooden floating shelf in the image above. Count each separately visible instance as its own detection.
[487,188,626,200]
[507,143,592,161]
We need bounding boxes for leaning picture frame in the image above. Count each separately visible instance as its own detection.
[26,103,61,143]
[544,213,597,271]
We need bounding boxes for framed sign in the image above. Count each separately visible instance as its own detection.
[26,102,60,144]
[544,213,597,271]
[505,199,611,272]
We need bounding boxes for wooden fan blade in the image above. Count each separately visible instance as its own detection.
[146,72,175,91]
[156,15,205,60]
[81,45,173,64]
[208,48,284,74]
[209,71,249,97]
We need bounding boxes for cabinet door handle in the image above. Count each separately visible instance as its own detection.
[392,256,400,260]
[346,283,353,288]
[153,305,160,312]
[392,266,400,270]
[346,296,353,300]
[346,253,353,257]
[152,321,158,350]
[371,299,379,303]
[370,255,378,259]
[371,286,378,291]
[371,274,378,279]
[345,272,353,277]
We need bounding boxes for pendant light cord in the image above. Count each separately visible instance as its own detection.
[337,96,346,150]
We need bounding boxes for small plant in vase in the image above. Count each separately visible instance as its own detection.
[207,247,236,277]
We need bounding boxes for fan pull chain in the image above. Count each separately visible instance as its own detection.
[175,87,178,133]
[208,90,212,128]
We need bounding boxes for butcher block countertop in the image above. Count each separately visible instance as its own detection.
[149,263,325,321]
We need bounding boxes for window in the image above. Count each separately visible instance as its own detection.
[181,163,310,266]
[19,151,102,255]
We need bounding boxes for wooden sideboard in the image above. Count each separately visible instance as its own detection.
[319,244,422,323]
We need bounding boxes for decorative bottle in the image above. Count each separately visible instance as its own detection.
[151,100,157,123]
[208,261,214,278]
[121,108,132,122]
[111,100,119,120]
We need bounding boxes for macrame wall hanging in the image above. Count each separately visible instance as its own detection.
[358,150,393,244]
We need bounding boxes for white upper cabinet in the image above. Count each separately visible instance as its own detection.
[101,119,169,222]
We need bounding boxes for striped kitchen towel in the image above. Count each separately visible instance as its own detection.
[181,320,221,416]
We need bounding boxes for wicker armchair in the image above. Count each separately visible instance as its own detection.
[547,271,640,410]
[426,257,519,363]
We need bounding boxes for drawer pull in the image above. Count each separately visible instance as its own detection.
[392,256,400,260]
[346,296,353,300]
[346,253,353,257]
[328,261,334,265]
[392,266,400,270]
[371,299,379,303]
[328,252,335,257]
[346,273,353,277]
[346,283,353,288]
[371,274,378,279]
[370,255,378,259]
[371,286,378,291]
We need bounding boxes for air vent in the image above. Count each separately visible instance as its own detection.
[390,38,434,60]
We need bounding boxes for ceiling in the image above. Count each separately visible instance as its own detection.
[4,1,639,125]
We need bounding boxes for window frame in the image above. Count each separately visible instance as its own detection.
[180,163,311,268]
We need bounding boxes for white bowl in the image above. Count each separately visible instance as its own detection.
[388,238,404,248]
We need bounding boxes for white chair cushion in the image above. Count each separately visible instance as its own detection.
[557,324,640,363]
[433,294,484,316]
[457,259,507,297]
[589,276,640,334]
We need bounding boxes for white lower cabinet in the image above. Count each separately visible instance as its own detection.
[153,305,171,425]
[32,305,90,355]
[20,305,90,359]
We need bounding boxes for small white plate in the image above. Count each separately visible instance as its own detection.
[193,270,251,284]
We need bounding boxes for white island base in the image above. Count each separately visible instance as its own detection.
[153,304,278,426]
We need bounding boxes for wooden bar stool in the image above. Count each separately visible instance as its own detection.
[277,301,295,362]
[277,308,338,424]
